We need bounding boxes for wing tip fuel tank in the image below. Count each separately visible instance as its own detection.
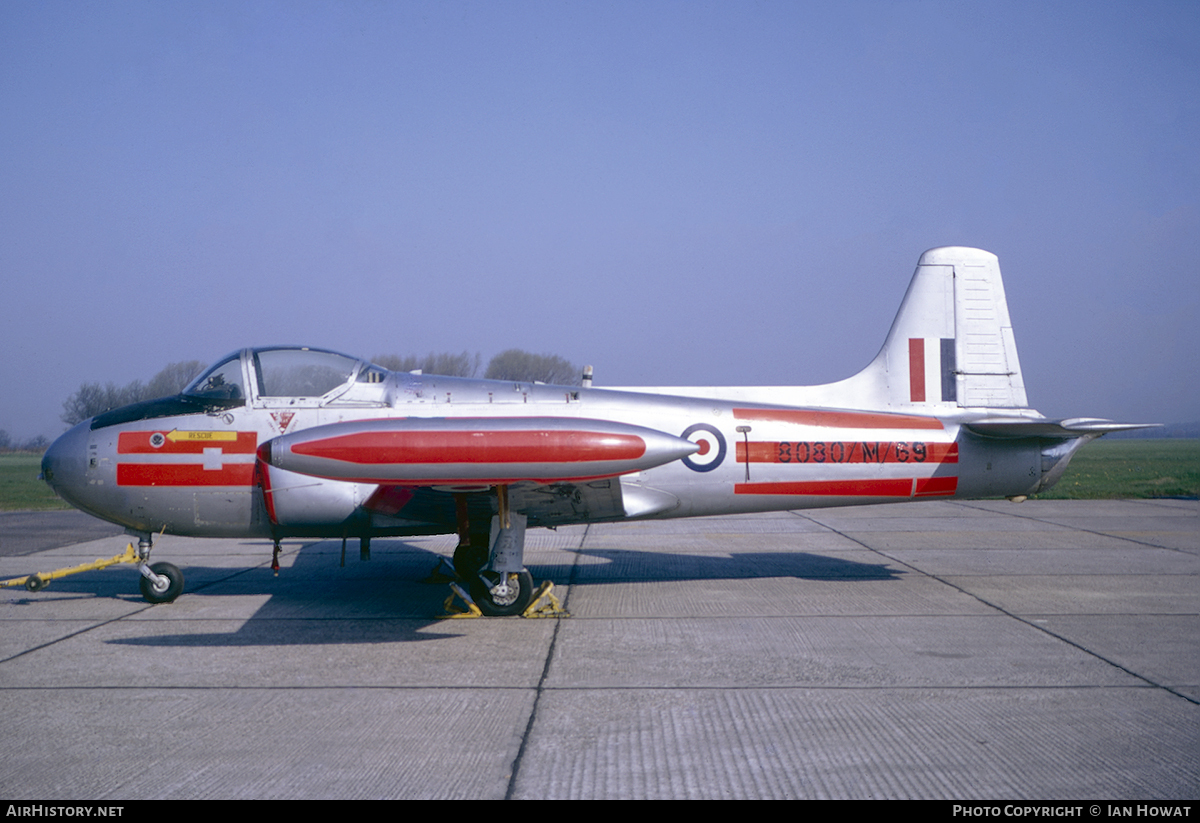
[262,417,700,484]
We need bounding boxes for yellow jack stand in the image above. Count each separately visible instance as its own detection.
[440,582,484,618]
[522,581,569,618]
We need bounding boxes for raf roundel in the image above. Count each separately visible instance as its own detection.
[680,423,726,472]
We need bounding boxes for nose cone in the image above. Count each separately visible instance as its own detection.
[42,421,92,510]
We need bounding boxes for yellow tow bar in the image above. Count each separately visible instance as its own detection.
[0,543,140,593]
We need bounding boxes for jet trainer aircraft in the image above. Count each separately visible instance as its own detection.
[41,247,1151,614]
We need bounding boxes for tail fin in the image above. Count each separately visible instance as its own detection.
[849,246,1029,411]
[611,246,1033,412]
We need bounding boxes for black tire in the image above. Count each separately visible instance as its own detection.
[139,562,184,604]
[468,570,534,617]
[24,575,45,593]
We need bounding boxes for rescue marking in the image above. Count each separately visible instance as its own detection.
[733,408,944,430]
[168,430,237,442]
[119,431,257,454]
[736,440,958,465]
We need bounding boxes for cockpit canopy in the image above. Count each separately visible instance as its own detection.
[183,347,388,404]
[89,347,390,430]
[254,348,360,397]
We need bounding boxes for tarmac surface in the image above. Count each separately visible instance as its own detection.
[0,498,1196,800]
[0,510,122,557]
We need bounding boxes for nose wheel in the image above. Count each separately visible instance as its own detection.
[135,537,183,603]
[138,561,184,604]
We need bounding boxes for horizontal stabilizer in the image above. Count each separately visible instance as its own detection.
[965,418,1162,439]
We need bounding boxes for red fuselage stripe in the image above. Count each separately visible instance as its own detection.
[289,430,647,465]
[734,477,958,497]
[293,471,627,486]
[117,464,256,486]
[732,408,943,430]
[914,476,959,497]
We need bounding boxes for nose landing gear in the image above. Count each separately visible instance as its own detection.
[135,536,184,604]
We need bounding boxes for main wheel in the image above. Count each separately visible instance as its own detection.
[469,570,534,617]
[139,562,184,604]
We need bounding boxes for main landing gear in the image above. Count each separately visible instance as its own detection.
[450,487,535,617]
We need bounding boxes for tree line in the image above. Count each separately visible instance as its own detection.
[370,349,577,385]
[0,430,50,452]
[59,350,580,426]
[60,361,208,427]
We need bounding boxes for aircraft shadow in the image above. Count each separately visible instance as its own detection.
[81,537,902,648]
[550,547,900,583]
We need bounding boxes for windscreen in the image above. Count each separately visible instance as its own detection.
[182,353,245,401]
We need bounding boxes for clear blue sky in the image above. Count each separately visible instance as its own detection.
[2,0,1197,440]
